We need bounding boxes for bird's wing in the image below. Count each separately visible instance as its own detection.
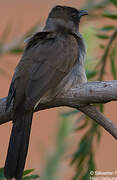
[25,31,78,109]
[5,32,50,111]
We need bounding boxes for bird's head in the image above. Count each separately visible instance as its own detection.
[45,5,88,33]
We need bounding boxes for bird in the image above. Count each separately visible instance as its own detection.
[4,5,88,180]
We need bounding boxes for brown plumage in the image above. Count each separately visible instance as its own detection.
[4,5,88,180]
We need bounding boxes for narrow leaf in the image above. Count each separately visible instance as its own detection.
[110,47,117,79]
[110,0,117,7]
[86,70,97,79]
[99,25,115,32]
[103,12,117,19]
[76,120,88,131]
[96,127,102,143]
[23,169,34,176]
[0,168,4,179]
[99,44,105,49]
[99,104,104,112]
[10,48,23,54]
[96,34,109,39]
[23,174,39,180]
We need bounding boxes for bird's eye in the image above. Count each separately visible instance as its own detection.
[71,11,78,19]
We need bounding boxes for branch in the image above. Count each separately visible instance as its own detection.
[0,80,117,139]
[78,105,117,139]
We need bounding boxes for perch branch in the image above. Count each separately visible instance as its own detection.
[0,80,117,139]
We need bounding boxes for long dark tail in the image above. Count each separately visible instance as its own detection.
[4,109,33,180]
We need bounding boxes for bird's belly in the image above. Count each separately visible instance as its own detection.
[55,62,87,93]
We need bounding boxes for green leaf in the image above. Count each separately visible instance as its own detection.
[23,175,39,180]
[82,171,90,180]
[23,169,34,176]
[99,25,115,32]
[96,127,102,143]
[99,104,104,112]
[0,168,5,179]
[86,70,97,79]
[71,135,91,164]
[110,0,117,6]
[88,152,95,170]
[76,120,88,131]
[96,34,109,39]
[72,165,83,180]
[10,48,23,54]
[110,47,117,79]
[103,12,117,19]
[99,44,105,49]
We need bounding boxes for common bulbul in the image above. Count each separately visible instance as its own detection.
[4,5,88,180]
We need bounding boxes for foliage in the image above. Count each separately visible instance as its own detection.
[70,0,117,179]
[0,168,39,180]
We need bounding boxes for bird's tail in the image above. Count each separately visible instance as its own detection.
[4,108,33,180]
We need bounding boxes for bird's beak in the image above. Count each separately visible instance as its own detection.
[79,10,88,18]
